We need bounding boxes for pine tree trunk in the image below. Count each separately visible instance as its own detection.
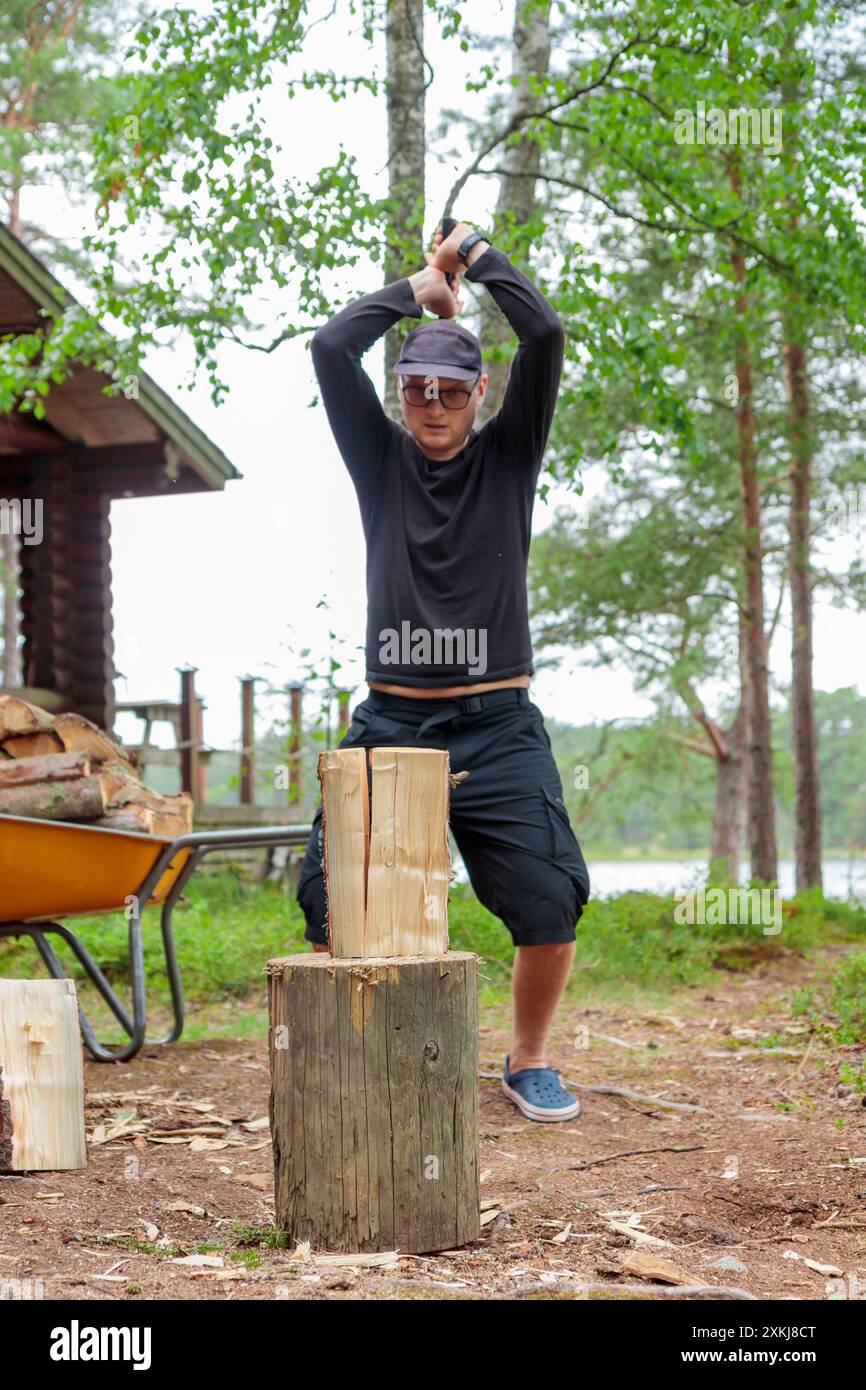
[709,704,746,883]
[784,323,823,891]
[479,0,552,422]
[730,244,778,884]
[384,0,426,417]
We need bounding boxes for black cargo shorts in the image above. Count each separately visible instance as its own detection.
[296,687,590,948]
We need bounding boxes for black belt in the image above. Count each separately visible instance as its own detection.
[368,686,529,738]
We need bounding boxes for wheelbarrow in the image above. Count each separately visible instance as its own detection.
[0,813,313,1063]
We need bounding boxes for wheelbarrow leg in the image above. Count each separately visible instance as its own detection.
[1,825,314,1062]
[12,920,147,1063]
[144,847,202,1046]
[29,923,135,1035]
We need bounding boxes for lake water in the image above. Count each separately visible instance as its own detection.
[452,855,865,901]
[587,858,866,901]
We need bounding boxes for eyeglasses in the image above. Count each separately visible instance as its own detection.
[399,375,480,410]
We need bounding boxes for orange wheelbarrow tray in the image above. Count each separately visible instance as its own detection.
[0,813,312,1063]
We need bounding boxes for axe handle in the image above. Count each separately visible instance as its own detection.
[440,217,458,291]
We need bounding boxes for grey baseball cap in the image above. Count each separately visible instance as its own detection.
[393,320,483,382]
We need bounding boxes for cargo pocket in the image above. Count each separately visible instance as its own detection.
[541,785,590,909]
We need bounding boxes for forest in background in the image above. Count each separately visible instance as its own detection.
[0,0,864,887]
[162,683,865,859]
[546,686,865,855]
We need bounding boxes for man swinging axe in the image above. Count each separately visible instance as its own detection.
[296,219,590,1122]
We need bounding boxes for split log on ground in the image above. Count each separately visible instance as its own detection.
[622,1251,703,1286]
[364,747,451,956]
[0,694,57,740]
[1,731,65,759]
[318,747,370,956]
[53,712,138,777]
[0,979,87,1172]
[0,750,90,788]
[0,775,108,821]
[268,951,479,1254]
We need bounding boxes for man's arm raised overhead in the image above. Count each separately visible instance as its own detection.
[310,265,463,505]
[463,246,565,471]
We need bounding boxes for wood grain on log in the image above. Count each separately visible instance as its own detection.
[0,979,87,1172]
[365,747,451,956]
[95,806,154,833]
[1,731,65,759]
[53,712,137,776]
[318,748,369,956]
[268,951,479,1254]
[0,750,90,788]
[0,694,57,740]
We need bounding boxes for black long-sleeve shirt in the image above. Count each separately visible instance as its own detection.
[310,246,564,687]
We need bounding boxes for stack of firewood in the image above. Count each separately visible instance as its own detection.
[0,695,193,838]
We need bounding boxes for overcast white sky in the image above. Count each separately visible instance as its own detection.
[25,0,866,752]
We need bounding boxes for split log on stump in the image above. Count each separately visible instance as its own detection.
[0,775,108,821]
[268,951,479,1254]
[366,747,451,956]
[318,748,369,955]
[0,979,87,1172]
[1,731,65,759]
[319,746,451,957]
[0,750,90,788]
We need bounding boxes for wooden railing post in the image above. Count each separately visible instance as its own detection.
[178,666,199,803]
[240,675,256,805]
[289,684,303,804]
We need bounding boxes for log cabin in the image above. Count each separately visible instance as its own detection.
[0,223,240,734]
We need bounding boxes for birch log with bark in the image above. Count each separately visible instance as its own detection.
[0,750,90,788]
[0,775,107,820]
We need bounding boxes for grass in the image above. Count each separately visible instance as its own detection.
[2,871,864,1044]
[793,946,866,1047]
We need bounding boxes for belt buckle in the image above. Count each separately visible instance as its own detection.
[460,695,483,715]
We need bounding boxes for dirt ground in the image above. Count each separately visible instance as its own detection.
[2,944,865,1302]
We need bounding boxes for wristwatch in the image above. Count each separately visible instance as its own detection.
[456,232,490,265]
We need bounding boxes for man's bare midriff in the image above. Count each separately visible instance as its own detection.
[368,675,531,698]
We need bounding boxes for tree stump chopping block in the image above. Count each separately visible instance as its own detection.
[268,950,479,1254]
